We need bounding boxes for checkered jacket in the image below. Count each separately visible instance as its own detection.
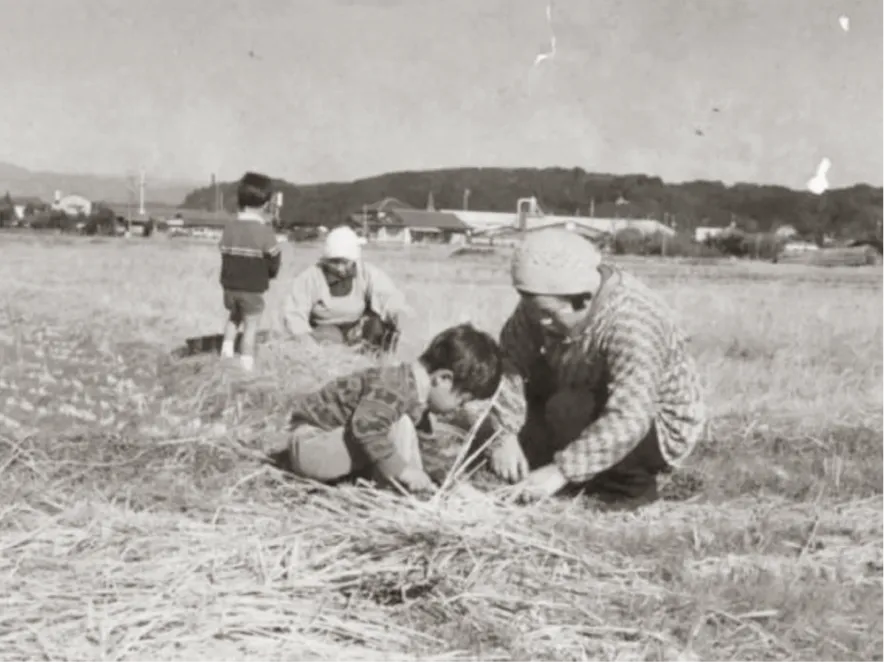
[287,363,428,478]
[499,266,706,483]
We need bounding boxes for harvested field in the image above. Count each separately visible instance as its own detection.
[778,246,881,268]
[1,233,882,661]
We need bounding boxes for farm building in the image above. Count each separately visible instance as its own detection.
[442,210,520,232]
[781,239,819,254]
[695,226,727,242]
[558,216,674,237]
[775,224,799,239]
[105,203,235,237]
[105,202,180,225]
[333,195,676,245]
[471,219,609,247]
[347,197,415,227]
[341,197,470,244]
[161,210,235,241]
[442,208,676,238]
[384,209,470,244]
[51,192,92,217]
[11,196,46,221]
[363,197,414,214]
[345,207,470,244]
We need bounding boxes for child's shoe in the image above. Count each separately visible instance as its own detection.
[240,355,255,372]
[220,341,235,359]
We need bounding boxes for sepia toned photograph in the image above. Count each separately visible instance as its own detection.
[0,0,881,660]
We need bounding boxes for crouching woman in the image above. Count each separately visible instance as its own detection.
[489,228,707,510]
[282,226,409,352]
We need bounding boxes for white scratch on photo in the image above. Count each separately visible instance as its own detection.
[807,157,832,195]
[533,0,557,67]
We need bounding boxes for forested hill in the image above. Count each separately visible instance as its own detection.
[180,167,883,240]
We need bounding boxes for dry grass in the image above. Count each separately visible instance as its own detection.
[1,232,882,661]
[778,246,881,268]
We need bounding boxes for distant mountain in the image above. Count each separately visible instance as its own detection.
[180,166,883,241]
[0,162,198,205]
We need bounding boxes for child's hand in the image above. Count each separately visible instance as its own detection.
[396,467,437,494]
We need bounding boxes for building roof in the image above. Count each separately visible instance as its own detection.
[54,194,91,206]
[597,217,676,236]
[477,219,604,238]
[104,202,235,227]
[441,209,519,230]
[11,196,45,206]
[362,197,415,213]
[459,211,676,237]
[104,202,180,219]
[775,224,798,236]
[347,212,399,228]
[176,210,236,228]
[388,209,470,232]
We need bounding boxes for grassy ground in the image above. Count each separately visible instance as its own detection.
[1,232,881,661]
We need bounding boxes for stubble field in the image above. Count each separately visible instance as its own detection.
[1,232,882,661]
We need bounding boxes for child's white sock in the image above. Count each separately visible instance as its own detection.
[240,355,255,371]
[220,341,235,358]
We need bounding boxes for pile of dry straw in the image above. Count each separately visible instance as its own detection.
[3,337,881,660]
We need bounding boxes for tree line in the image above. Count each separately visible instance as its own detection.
[178,167,880,244]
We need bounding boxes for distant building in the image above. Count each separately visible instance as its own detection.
[694,226,726,242]
[775,224,798,239]
[444,209,676,238]
[441,210,519,232]
[342,196,675,245]
[781,239,819,253]
[347,197,416,230]
[471,219,607,247]
[347,206,470,244]
[52,192,92,217]
[386,209,470,244]
[104,202,235,237]
[11,196,45,221]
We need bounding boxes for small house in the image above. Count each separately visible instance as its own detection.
[52,192,93,217]
[384,209,471,244]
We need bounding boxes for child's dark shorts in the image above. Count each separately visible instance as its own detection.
[223,289,265,318]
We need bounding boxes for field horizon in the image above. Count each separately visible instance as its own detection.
[1,232,881,661]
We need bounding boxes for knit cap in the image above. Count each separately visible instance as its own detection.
[510,228,603,295]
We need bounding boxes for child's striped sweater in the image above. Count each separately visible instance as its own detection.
[219,210,281,293]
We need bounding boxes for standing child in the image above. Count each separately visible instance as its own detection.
[272,323,502,493]
[219,172,282,371]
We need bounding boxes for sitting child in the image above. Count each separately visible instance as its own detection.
[272,323,503,493]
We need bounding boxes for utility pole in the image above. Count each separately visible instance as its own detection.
[138,169,146,216]
[124,170,143,234]
[211,173,222,217]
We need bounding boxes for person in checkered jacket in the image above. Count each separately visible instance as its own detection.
[489,227,706,510]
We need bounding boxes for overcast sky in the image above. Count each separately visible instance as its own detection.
[0,0,880,189]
